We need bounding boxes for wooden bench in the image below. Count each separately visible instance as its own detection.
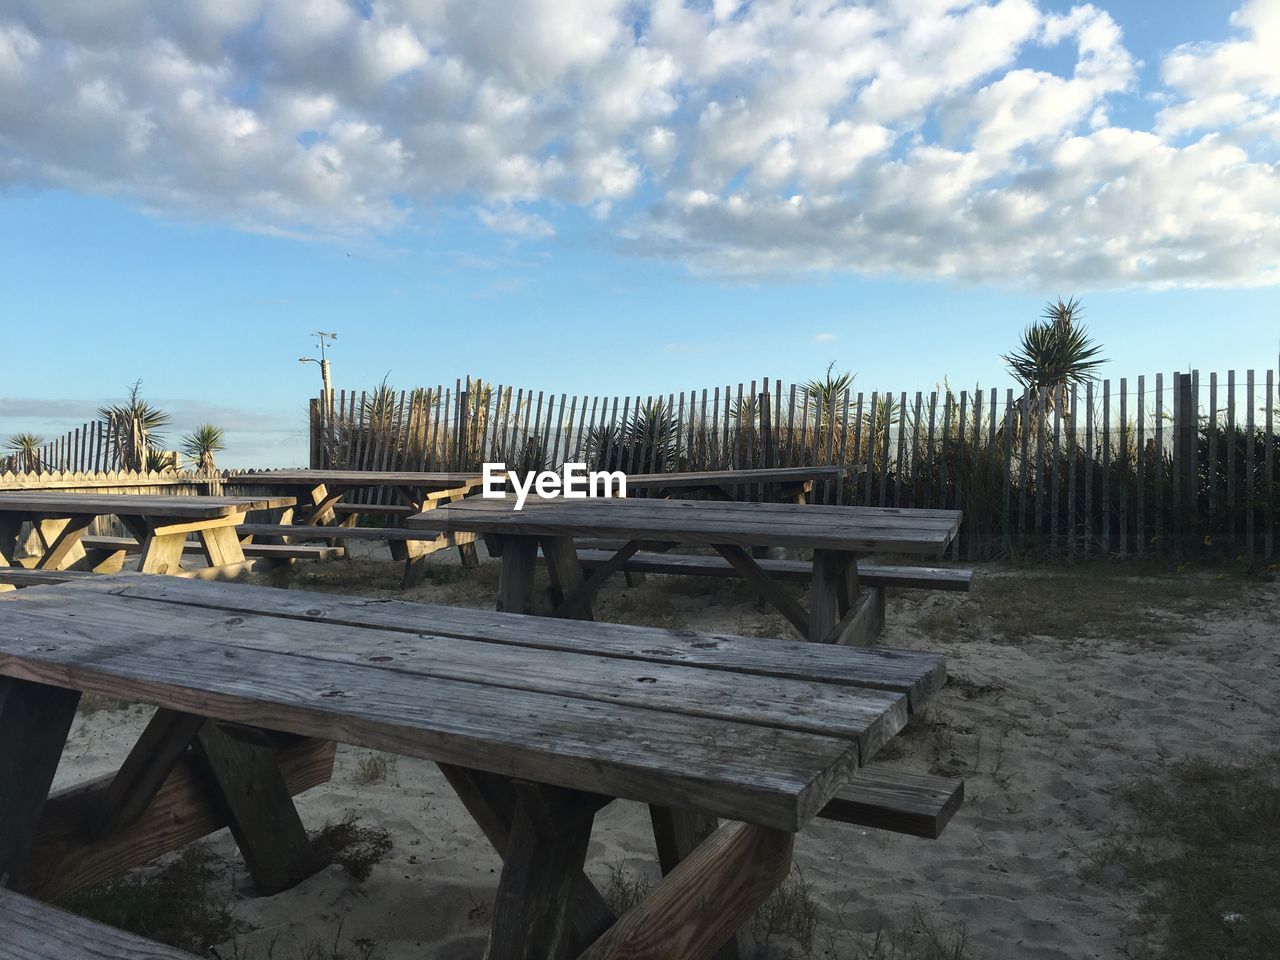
[332,502,416,519]
[0,888,200,959]
[237,524,479,587]
[0,568,92,588]
[571,546,973,592]
[80,535,343,567]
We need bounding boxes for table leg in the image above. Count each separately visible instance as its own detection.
[498,536,539,614]
[541,536,594,621]
[649,807,742,959]
[32,516,93,571]
[486,781,602,960]
[0,517,22,593]
[578,821,794,960]
[439,764,615,952]
[192,721,323,896]
[809,549,847,643]
[0,678,81,886]
[197,521,248,569]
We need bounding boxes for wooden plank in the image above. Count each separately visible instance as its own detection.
[826,587,885,648]
[439,765,615,951]
[1247,369,1256,554]
[1117,379,1127,553]
[498,535,539,614]
[648,807,741,960]
[540,536,594,621]
[0,889,201,959]
[74,576,946,711]
[577,822,793,960]
[486,782,601,960]
[1267,369,1275,559]
[17,738,334,901]
[818,767,963,839]
[0,678,81,884]
[192,721,322,895]
[93,708,207,838]
[1102,379,1111,552]
[1135,377,1145,552]
[809,549,847,643]
[0,598,864,831]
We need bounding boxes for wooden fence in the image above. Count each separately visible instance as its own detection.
[310,369,1280,561]
[1,418,180,474]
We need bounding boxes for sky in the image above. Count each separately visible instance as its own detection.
[0,0,1277,467]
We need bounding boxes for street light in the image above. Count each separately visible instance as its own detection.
[298,331,337,402]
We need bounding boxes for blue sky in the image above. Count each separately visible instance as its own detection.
[0,1,1276,467]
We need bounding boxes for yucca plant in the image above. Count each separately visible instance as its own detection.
[5,432,44,473]
[99,381,172,471]
[804,364,856,431]
[181,424,225,473]
[1003,297,1105,415]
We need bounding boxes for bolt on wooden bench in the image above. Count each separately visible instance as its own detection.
[0,575,960,960]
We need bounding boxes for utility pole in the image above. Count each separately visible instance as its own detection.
[299,331,337,406]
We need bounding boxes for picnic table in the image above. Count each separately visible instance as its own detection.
[410,497,962,645]
[0,574,949,960]
[623,465,851,503]
[0,492,295,581]
[227,469,485,580]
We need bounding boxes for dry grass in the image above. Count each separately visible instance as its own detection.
[66,844,244,953]
[1097,752,1280,959]
[311,813,394,882]
[351,753,396,785]
[915,563,1247,645]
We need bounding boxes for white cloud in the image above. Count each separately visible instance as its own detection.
[0,1,1275,287]
[813,332,838,343]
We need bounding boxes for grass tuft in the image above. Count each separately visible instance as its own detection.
[1099,752,1280,959]
[311,813,394,882]
[352,753,396,785]
[66,843,243,953]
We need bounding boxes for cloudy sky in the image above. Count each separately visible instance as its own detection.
[0,0,1276,466]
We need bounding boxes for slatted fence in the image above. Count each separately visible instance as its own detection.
[310,370,1280,560]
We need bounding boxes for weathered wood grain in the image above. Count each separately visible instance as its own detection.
[16,738,334,901]
[578,822,794,960]
[0,678,80,886]
[0,888,200,959]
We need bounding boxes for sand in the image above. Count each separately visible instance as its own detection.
[47,546,1280,959]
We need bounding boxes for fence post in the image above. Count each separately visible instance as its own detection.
[1173,373,1197,511]
[758,391,774,470]
[455,390,470,471]
[308,398,322,468]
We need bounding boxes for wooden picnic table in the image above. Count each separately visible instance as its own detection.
[623,465,851,503]
[0,492,295,581]
[0,574,944,960]
[410,496,961,644]
[226,470,484,524]
[228,469,486,574]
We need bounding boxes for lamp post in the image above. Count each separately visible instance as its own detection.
[299,331,337,406]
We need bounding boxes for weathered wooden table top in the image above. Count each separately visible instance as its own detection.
[622,466,850,488]
[0,576,944,832]
[229,470,483,488]
[410,496,962,554]
[0,493,295,519]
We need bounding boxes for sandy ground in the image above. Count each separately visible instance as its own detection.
[49,543,1280,959]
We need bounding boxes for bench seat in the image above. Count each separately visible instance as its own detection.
[332,502,416,517]
[0,887,199,959]
[0,568,91,587]
[818,767,963,839]
[81,536,343,562]
[238,523,435,542]
[571,547,973,592]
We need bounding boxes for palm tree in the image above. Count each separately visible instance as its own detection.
[1003,297,1106,415]
[99,381,172,471]
[804,364,856,431]
[5,432,44,473]
[181,424,225,473]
